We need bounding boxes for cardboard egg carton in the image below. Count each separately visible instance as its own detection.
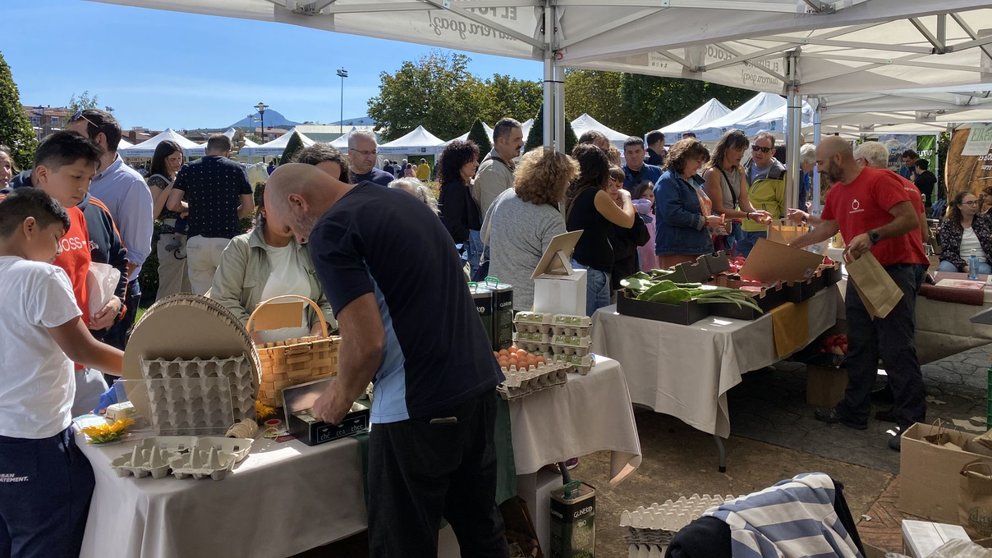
[620,494,731,531]
[512,340,553,354]
[621,495,733,557]
[513,321,554,335]
[110,436,253,481]
[512,331,551,344]
[497,362,568,400]
[105,401,136,422]
[513,311,554,325]
[551,314,592,327]
[141,355,255,435]
[553,354,594,376]
[551,343,589,358]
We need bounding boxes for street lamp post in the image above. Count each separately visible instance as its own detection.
[254,101,269,142]
[336,68,348,135]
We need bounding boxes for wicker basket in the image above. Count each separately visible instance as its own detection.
[247,295,340,407]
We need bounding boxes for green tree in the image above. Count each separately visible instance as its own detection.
[480,74,543,124]
[467,119,492,160]
[67,90,100,114]
[368,51,488,142]
[563,70,626,131]
[0,52,37,170]
[279,131,305,165]
[524,104,577,154]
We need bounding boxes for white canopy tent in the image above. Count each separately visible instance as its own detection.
[378,125,446,156]
[658,99,731,140]
[570,113,632,149]
[330,127,357,151]
[447,122,496,145]
[95,0,992,204]
[689,93,788,141]
[239,127,315,158]
[117,138,133,150]
[120,128,203,158]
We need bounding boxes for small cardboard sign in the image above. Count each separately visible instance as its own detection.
[739,238,823,283]
[531,230,584,280]
[250,300,307,331]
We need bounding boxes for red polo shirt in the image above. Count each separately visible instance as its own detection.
[821,167,928,267]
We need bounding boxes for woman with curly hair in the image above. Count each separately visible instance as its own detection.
[565,144,636,316]
[438,140,483,275]
[146,140,192,299]
[482,147,579,310]
[655,138,723,267]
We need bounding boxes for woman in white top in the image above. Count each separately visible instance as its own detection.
[938,191,992,274]
[209,184,336,342]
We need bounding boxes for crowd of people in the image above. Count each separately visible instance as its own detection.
[0,106,959,557]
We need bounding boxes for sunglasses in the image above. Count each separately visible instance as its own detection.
[751,145,772,154]
[71,109,101,131]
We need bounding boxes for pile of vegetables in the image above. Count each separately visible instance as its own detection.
[620,270,764,312]
[819,334,848,355]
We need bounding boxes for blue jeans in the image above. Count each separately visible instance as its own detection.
[736,231,767,257]
[0,428,94,558]
[467,230,484,280]
[572,261,611,317]
[938,259,992,274]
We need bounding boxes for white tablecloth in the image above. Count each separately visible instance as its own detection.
[508,356,642,485]
[79,434,367,558]
[591,287,839,438]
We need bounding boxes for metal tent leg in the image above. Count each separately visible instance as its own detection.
[713,435,727,473]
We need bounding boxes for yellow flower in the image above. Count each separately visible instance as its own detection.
[255,400,276,420]
[82,418,135,444]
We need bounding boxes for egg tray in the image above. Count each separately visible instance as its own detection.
[512,331,550,344]
[553,354,593,376]
[550,342,591,357]
[141,355,255,435]
[511,340,552,355]
[513,311,554,325]
[497,362,569,401]
[625,542,669,558]
[110,436,253,481]
[620,494,731,532]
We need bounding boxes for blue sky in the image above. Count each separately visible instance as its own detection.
[3,0,542,130]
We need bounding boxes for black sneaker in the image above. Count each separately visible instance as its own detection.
[887,426,903,452]
[814,407,868,430]
[874,408,897,423]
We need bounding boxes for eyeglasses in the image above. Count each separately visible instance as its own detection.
[962,200,980,206]
[751,145,772,154]
[71,109,101,130]
[351,149,377,157]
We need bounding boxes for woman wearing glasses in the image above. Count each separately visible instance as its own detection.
[739,132,787,256]
[702,129,771,254]
[937,191,992,274]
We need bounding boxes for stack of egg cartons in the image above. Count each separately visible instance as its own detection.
[619,495,732,557]
[496,359,569,401]
[512,312,594,375]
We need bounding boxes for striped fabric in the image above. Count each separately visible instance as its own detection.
[703,473,862,558]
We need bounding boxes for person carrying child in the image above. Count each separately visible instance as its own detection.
[0,188,124,557]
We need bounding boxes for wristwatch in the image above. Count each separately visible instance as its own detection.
[868,229,881,245]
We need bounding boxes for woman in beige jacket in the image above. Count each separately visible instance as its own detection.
[208,185,336,342]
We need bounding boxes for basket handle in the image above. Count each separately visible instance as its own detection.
[246,294,329,337]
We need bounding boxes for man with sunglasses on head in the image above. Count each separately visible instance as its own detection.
[739,132,787,256]
[347,131,394,187]
[67,109,152,350]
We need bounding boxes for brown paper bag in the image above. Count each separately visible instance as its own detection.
[961,461,992,538]
[846,252,904,319]
[767,220,809,245]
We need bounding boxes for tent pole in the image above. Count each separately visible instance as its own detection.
[554,59,565,152]
[785,50,802,212]
[812,103,822,215]
[542,3,555,149]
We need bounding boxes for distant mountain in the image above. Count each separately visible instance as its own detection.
[228,109,299,130]
[329,116,376,127]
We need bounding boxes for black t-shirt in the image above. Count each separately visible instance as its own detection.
[308,182,502,422]
[172,156,252,239]
[351,168,394,187]
[914,171,937,204]
[567,187,614,272]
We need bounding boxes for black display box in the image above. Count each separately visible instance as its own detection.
[289,403,370,446]
[617,290,710,325]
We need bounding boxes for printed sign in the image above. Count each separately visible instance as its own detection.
[963,124,992,156]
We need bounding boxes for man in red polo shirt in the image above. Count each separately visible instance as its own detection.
[791,136,929,452]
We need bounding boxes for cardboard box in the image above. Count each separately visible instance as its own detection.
[902,520,971,558]
[616,290,709,325]
[806,365,847,408]
[899,423,990,523]
[533,270,587,315]
[531,231,587,316]
[708,283,786,321]
[784,278,822,303]
[740,238,824,283]
[702,251,731,276]
[668,257,712,284]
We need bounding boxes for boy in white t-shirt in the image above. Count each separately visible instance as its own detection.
[0,188,124,558]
